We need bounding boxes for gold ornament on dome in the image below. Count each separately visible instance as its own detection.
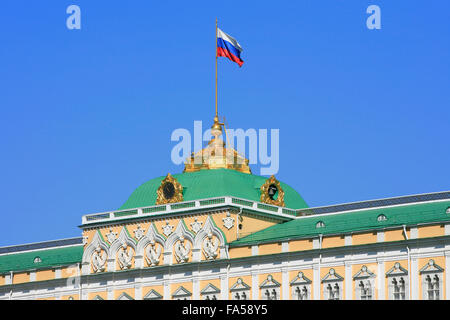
[156,173,183,205]
[260,175,285,207]
[183,117,251,174]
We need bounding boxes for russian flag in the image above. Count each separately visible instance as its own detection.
[217,28,244,67]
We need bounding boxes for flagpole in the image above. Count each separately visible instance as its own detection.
[215,18,218,118]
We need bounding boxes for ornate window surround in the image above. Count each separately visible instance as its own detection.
[290,272,311,300]
[230,278,251,300]
[200,283,221,300]
[322,268,344,300]
[259,275,281,300]
[353,265,376,300]
[419,259,444,300]
[386,262,409,300]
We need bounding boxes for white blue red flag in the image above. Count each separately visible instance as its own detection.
[216,28,244,67]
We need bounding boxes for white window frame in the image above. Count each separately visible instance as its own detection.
[290,272,311,300]
[353,265,376,300]
[230,278,251,300]
[259,275,281,300]
[386,262,409,300]
[420,259,444,300]
[322,268,344,300]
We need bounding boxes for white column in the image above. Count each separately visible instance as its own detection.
[220,274,228,300]
[377,260,385,300]
[345,262,352,300]
[252,272,259,300]
[135,285,142,300]
[410,257,418,299]
[193,276,200,300]
[281,267,289,300]
[313,264,320,300]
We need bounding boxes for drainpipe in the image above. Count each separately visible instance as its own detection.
[9,271,13,300]
[402,225,412,300]
[236,207,243,240]
[226,264,230,299]
[318,234,323,300]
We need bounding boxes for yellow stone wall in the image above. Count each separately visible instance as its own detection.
[352,232,377,246]
[289,239,313,252]
[418,225,444,238]
[322,235,345,249]
[36,269,54,282]
[13,272,29,284]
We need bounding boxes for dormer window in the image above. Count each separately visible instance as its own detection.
[377,214,387,222]
[316,221,325,228]
[33,257,42,264]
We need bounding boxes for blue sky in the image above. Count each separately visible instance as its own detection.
[0,1,449,246]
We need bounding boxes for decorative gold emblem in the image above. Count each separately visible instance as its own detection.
[183,117,251,174]
[156,173,183,205]
[260,175,285,207]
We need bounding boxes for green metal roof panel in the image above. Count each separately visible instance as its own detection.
[0,245,83,274]
[119,168,308,210]
[231,200,450,246]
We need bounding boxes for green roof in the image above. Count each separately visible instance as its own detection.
[119,168,308,210]
[0,245,83,274]
[230,200,450,246]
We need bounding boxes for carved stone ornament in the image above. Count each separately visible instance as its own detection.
[222,212,235,230]
[260,175,285,207]
[91,246,107,273]
[106,228,117,244]
[133,225,146,241]
[82,235,89,246]
[162,221,174,237]
[190,218,203,234]
[174,236,191,263]
[202,232,219,260]
[118,243,133,270]
[156,173,183,205]
[145,240,162,266]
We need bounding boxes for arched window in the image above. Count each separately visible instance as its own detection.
[377,214,387,222]
[316,221,325,228]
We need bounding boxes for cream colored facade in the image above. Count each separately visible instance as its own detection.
[1,192,450,300]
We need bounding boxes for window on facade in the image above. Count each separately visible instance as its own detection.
[386,262,409,300]
[234,291,248,300]
[316,221,325,228]
[353,265,375,300]
[259,275,281,300]
[230,278,251,300]
[359,281,372,300]
[392,277,406,300]
[293,285,309,300]
[290,272,311,300]
[425,275,440,300]
[322,268,343,300]
[420,259,444,300]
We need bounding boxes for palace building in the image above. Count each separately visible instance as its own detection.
[1,116,449,300]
